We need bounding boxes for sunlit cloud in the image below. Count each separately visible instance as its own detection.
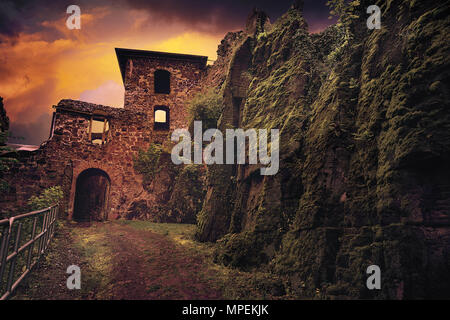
[151,32,219,61]
[0,11,223,144]
[0,0,332,144]
[79,80,124,108]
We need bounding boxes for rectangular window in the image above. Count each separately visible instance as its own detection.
[154,106,169,130]
[88,116,110,145]
[154,70,171,94]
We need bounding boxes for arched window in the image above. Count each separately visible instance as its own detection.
[154,69,170,94]
[154,106,169,130]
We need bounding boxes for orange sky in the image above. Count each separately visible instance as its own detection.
[0,6,226,144]
[0,1,332,144]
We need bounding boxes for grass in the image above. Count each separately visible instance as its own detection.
[115,219,213,254]
[70,223,114,299]
[13,220,289,300]
[116,219,195,237]
[115,220,288,299]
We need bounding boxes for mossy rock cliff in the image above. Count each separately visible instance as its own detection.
[196,0,450,299]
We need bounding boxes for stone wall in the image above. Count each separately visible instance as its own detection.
[0,50,207,221]
[123,54,206,139]
[1,100,146,218]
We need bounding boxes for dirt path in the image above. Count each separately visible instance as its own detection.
[13,220,284,300]
[89,222,222,299]
[14,221,223,299]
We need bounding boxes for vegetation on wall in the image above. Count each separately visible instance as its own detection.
[187,89,223,132]
[327,0,361,24]
[325,0,361,66]
[27,186,64,211]
[167,164,206,224]
[0,132,18,193]
[0,97,17,193]
[133,143,163,187]
[197,0,450,299]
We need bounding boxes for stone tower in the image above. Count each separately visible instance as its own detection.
[115,48,207,141]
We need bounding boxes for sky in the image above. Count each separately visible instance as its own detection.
[0,0,334,145]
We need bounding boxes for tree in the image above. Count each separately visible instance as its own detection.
[327,0,361,26]
[0,97,17,192]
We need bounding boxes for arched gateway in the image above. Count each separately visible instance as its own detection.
[73,168,110,222]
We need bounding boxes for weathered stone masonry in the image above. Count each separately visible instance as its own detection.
[1,49,207,221]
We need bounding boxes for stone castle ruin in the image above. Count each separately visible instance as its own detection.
[1,48,207,222]
[1,1,449,298]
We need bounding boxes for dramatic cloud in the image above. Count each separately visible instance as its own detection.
[79,80,124,108]
[122,0,334,34]
[8,112,52,145]
[0,0,332,38]
[0,0,334,145]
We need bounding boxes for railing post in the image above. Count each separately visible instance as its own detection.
[37,212,48,255]
[48,207,55,244]
[47,207,53,246]
[7,222,22,294]
[0,223,10,290]
[26,216,38,270]
[0,226,5,263]
[43,209,50,251]
[51,206,58,238]
[1,205,59,300]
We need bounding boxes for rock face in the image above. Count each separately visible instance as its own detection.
[167,164,206,224]
[196,0,450,299]
[205,31,245,91]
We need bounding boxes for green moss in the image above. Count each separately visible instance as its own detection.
[214,230,275,269]
[167,164,206,223]
[196,0,450,299]
[195,163,236,241]
[187,89,223,132]
[133,143,163,188]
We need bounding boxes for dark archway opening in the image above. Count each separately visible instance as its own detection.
[73,168,110,222]
[154,69,171,94]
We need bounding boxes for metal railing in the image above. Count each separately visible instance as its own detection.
[0,204,59,300]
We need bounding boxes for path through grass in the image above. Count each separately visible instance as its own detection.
[13,220,286,300]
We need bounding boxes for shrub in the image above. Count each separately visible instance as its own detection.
[325,0,361,66]
[0,131,18,192]
[133,144,163,186]
[167,164,206,223]
[187,89,223,131]
[27,186,64,211]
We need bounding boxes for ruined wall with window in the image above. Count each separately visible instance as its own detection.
[0,50,207,222]
[117,49,207,143]
[50,100,156,220]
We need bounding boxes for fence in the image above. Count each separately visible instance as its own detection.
[0,204,59,300]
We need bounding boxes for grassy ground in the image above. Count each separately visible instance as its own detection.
[12,220,287,300]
